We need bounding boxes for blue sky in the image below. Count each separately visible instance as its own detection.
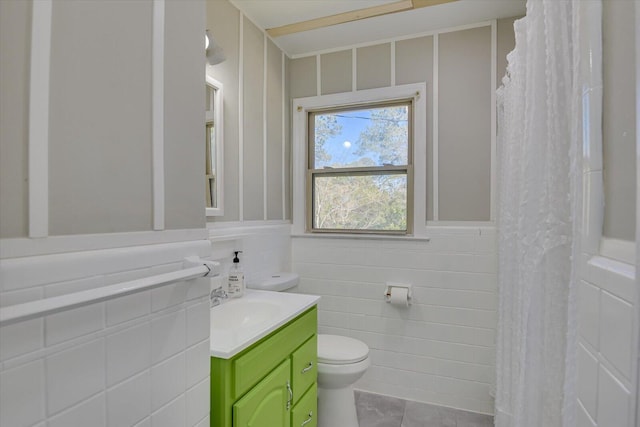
[320,110,372,167]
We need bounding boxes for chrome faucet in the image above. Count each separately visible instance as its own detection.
[210,287,228,307]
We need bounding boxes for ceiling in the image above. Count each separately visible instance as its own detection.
[229,0,526,57]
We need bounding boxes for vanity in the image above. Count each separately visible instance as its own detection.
[209,290,320,427]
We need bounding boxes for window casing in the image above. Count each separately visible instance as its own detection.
[292,83,427,239]
[306,100,414,235]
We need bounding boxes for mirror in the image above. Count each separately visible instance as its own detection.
[206,75,224,216]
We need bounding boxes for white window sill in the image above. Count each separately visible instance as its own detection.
[290,233,430,242]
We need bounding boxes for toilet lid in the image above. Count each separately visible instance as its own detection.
[317,334,369,365]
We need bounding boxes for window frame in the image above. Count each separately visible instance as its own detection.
[306,101,414,235]
[292,83,427,238]
[205,75,224,217]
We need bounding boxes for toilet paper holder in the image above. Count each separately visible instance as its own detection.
[384,283,413,305]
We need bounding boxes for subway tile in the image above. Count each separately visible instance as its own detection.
[46,339,105,414]
[151,353,186,411]
[46,302,104,346]
[134,418,151,427]
[151,309,186,364]
[577,400,597,427]
[186,301,210,346]
[186,378,210,427]
[185,277,210,301]
[597,365,630,427]
[194,415,210,427]
[107,371,151,427]
[578,280,600,348]
[106,322,151,387]
[0,286,43,307]
[599,291,633,379]
[577,344,599,419]
[0,360,45,427]
[48,393,105,427]
[186,340,211,389]
[151,395,185,427]
[106,291,151,327]
[0,318,43,361]
[152,283,189,312]
[44,275,105,298]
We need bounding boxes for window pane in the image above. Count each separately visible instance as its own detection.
[313,173,407,231]
[312,104,409,168]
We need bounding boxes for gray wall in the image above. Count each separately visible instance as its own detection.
[0,0,30,238]
[0,0,206,238]
[207,0,290,223]
[289,18,518,222]
[602,0,636,241]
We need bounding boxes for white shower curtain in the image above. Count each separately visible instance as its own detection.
[495,0,584,426]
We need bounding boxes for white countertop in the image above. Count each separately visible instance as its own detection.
[209,290,320,359]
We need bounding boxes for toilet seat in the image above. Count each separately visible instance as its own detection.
[318,334,369,365]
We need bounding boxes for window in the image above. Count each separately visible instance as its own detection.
[307,101,413,234]
[292,83,427,238]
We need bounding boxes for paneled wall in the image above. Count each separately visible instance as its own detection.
[0,0,205,238]
[289,18,518,222]
[206,0,290,223]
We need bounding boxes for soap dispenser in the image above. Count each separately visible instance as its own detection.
[227,251,244,298]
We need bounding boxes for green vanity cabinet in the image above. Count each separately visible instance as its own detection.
[211,306,318,427]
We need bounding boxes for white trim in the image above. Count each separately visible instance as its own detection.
[205,76,225,217]
[291,233,430,242]
[432,33,439,221]
[263,34,268,220]
[292,83,428,238]
[152,0,165,231]
[316,54,321,95]
[289,20,494,59]
[352,47,357,92]
[390,41,396,86]
[0,228,209,260]
[238,13,245,221]
[28,0,53,238]
[490,20,497,222]
[635,2,640,425]
[207,220,291,241]
[426,220,495,228]
[282,52,287,221]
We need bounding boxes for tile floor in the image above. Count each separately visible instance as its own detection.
[355,391,494,427]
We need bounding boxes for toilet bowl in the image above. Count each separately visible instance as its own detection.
[248,274,370,427]
[317,334,370,427]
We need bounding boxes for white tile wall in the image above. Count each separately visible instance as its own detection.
[577,254,636,427]
[0,239,212,427]
[292,226,498,414]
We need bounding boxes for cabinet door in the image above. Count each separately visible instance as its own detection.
[233,359,292,427]
[291,384,317,427]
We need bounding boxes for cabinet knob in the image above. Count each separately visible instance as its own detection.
[301,411,313,426]
[301,361,314,374]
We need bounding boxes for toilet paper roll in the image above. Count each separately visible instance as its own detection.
[389,287,409,307]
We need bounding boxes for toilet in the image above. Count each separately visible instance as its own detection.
[248,273,370,427]
[316,334,370,427]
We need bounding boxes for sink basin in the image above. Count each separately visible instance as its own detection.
[210,300,281,330]
[210,289,320,359]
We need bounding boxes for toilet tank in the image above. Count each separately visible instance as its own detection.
[247,272,299,291]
